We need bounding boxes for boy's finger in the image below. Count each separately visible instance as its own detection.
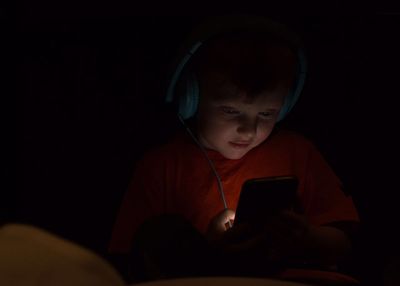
[221,209,236,223]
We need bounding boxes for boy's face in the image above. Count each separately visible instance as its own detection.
[196,80,287,160]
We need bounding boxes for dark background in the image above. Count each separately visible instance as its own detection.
[13,1,400,283]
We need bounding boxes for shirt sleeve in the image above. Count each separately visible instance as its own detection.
[301,143,359,226]
[108,153,167,254]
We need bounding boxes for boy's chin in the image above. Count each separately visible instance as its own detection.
[219,148,250,160]
[225,154,246,160]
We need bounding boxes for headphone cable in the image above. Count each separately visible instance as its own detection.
[177,114,232,228]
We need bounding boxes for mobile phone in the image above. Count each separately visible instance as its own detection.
[234,176,299,226]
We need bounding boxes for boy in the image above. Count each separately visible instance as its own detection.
[109,17,359,283]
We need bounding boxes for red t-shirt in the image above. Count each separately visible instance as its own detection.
[109,129,359,253]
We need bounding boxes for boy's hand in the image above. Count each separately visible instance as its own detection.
[206,209,265,254]
[207,209,350,265]
[206,209,235,242]
[261,210,312,261]
[218,210,312,260]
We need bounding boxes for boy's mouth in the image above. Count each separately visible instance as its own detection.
[229,141,251,149]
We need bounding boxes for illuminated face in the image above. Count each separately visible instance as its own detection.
[196,84,287,160]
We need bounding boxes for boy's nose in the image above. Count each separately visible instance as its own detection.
[236,118,257,139]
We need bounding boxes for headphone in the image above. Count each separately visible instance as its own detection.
[165,15,307,122]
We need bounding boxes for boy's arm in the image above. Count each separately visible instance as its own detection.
[303,222,357,266]
[296,140,360,266]
[258,211,357,266]
[107,154,169,282]
[300,140,359,228]
[108,154,166,254]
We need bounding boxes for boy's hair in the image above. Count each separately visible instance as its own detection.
[189,31,297,100]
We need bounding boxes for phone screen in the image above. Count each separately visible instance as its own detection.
[234,176,298,226]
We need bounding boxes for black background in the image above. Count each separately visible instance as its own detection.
[13,1,400,282]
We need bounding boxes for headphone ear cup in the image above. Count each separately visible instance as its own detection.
[178,73,200,119]
[277,50,307,122]
[277,92,291,122]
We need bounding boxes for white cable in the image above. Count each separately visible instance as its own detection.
[177,115,232,228]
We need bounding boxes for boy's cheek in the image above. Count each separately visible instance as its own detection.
[254,129,274,145]
[203,123,233,140]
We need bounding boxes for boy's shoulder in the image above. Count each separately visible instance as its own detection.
[251,128,319,167]
[267,128,315,149]
[139,131,196,162]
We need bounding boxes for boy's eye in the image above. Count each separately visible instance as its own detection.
[259,111,274,118]
[221,106,240,115]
